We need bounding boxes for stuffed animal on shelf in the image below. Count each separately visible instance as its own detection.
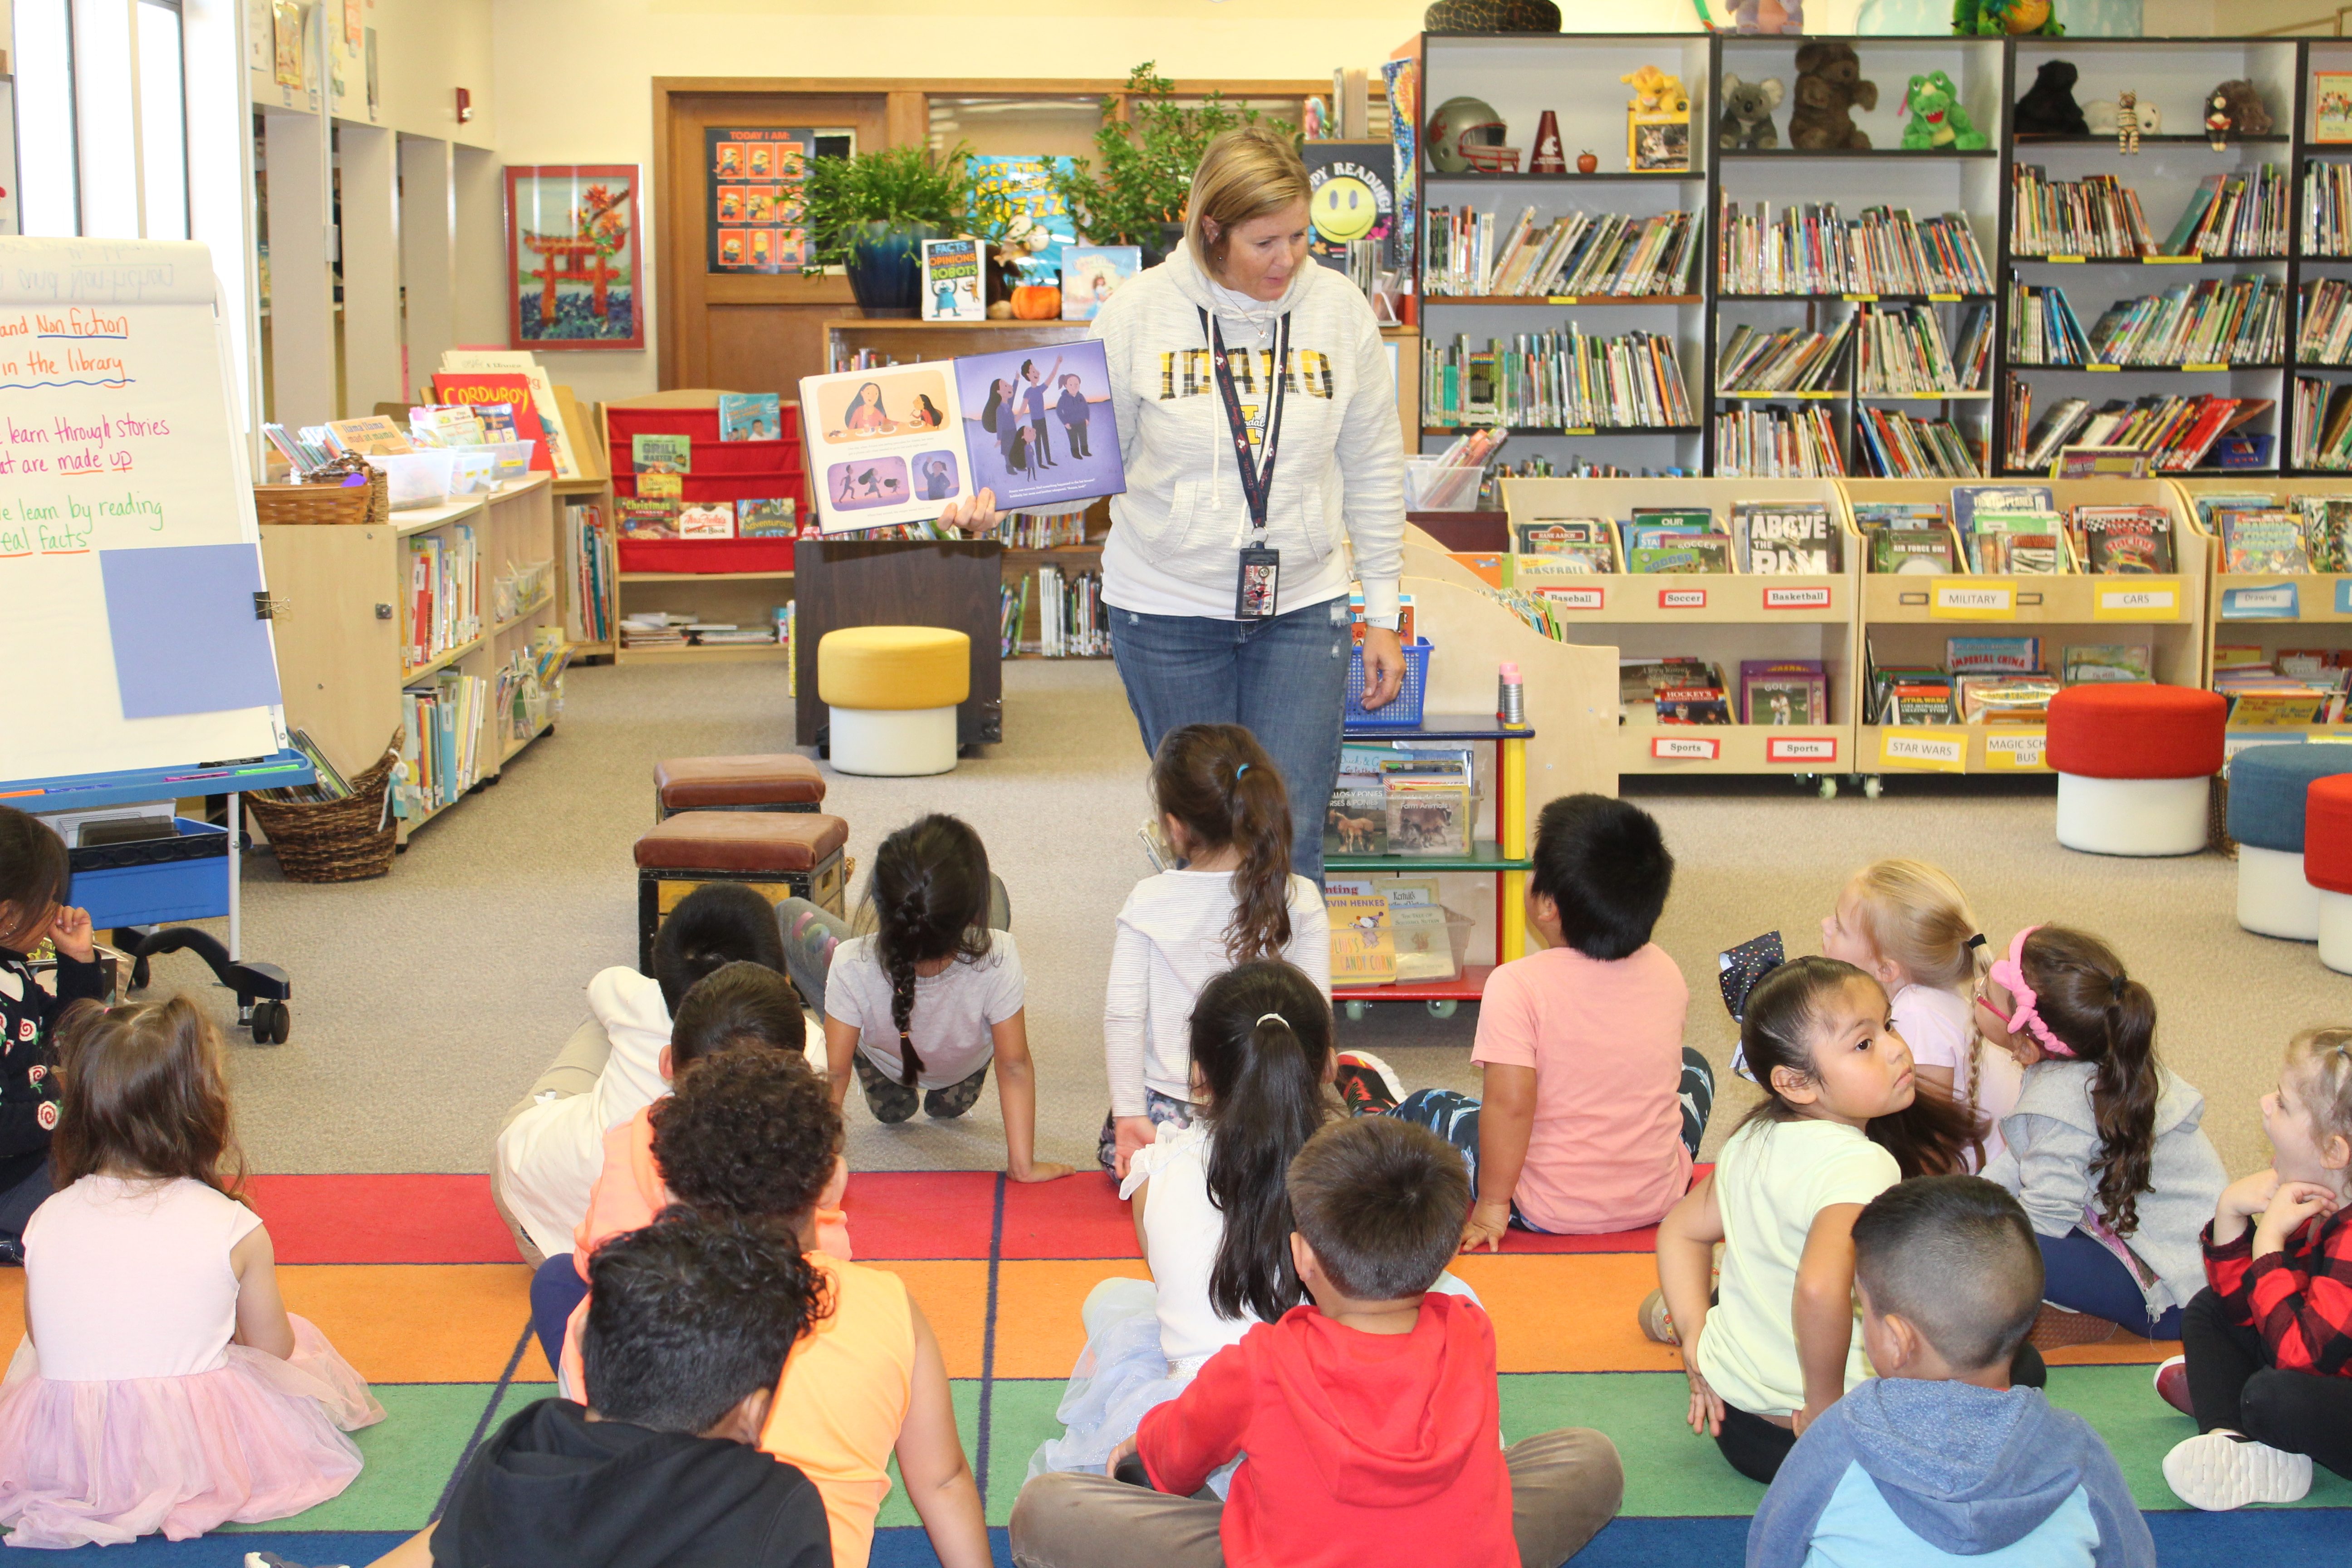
[1718,75,1786,150]
[1733,0,1803,34]
[1954,0,2064,34]
[1622,64,1690,116]
[2013,59,2087,137]
[2116,90,2141,155]
[2206,88,2234,150]
[1788,43,1879,150]
[2211,79,2273,136]
[1900,71,1988,150]
[2084,98,2161,135]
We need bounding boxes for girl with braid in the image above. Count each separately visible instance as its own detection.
[808,815,1070,1181]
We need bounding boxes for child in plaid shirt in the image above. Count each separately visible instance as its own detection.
[2160,1028,2352,1511]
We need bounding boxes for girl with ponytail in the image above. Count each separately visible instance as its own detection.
[1036,961,1474,1486]
[1979,925,2226,1342]
[0,997,383,1545]
[817,814,1070,1184]
[1101,723,1331,1176]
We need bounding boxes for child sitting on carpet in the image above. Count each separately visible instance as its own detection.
[1749,1176,2151,1568]
[533,962,848,1372]
[0,806,104,1265]
[1393,794,1706,1247]
[1034,961,1469,1484]
[1977,926,2226,1344]
[0,996,384,1548]
[1103,723,1331,1176]
[493,880,791,1265]
[363,1211,833,1568]
[1657,956,1991,1486]
[2158,1027,2352,1511]
[603,1047,988,1568]
[810,813,1068,1181]
[1819,858,2021,1170]
[1011,1117,1624,1568]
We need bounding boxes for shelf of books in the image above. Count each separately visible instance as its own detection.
[1848,476,2206,777]
[2000,37,2299,478]
[1494,476,1859,776]
[2291,39,2352,472]
[2172,477,2352,747]
[1711,34,2007,481]
[997,509,1113,660]
[258,474,569,845]
[1416,33,1713,481]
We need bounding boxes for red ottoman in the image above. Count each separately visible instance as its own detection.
[2307,775,2352,973]
[653,754,826,820]
[2045,685,2225,857]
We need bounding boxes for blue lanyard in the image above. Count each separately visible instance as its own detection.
[1201,307,1290,536]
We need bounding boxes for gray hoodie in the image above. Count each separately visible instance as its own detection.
[1747,1381,2151,1568]
[1088,246,1404,622]
[1981,1061,2228,1318]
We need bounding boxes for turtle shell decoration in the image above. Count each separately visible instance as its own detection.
[1424,0,1561,30]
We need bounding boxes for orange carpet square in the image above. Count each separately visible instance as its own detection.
[277,1264,541,1383]
[989,1259,1156,1378]
[1450,1254,1687,1374]
[869,1259,991,1379]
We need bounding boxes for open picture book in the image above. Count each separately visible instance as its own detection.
[798,340,1126,533]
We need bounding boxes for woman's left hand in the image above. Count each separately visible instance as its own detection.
[1359,625,1406,710]
[936,487,1000,537]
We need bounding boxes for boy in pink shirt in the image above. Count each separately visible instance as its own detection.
[1396,794,1708,1243]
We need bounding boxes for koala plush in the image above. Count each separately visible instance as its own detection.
[1719,74,1787,151]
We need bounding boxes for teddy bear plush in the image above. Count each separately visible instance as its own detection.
[1788,42,1878,150]
[2013,59,2087,137]
[1719,75,1786,151]
[2211,79,2273,135]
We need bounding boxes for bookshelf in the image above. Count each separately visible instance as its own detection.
[2172,475,2352,747]
[1497,476,1862,782]
[2292,38,2352,472]
[257,475,564,846]
[1847,476,2208,779]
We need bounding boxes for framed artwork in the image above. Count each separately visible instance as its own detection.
[505,165,644,350]
[2318,73,2352,145]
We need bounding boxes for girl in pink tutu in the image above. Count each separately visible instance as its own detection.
[0,995,384,1548]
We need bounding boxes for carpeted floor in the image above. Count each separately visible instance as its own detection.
[56,655,2351,1566]
[11,1172,2342,1567]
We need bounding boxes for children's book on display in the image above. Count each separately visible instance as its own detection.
[799,342,1125,533]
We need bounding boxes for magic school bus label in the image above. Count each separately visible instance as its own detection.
[1158,348,1338,404]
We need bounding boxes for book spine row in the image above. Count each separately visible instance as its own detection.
[1712,405,1846,477]
[2005,280,2093,365]
[2297,277,2352,364]
[1854,407,1984,478]
[2308,160,2352,257]
[2293,375,2352,469]
[1422,205,1699,298]
[2078,274,2285,366]
[1425,329,1695,428]
[404,525,481,672]
[1855,304,1991,395]
[2174,164,2289,257]
[991,510,1095,549]
[1715,318,1854,392]
[396,671,487,819]
[1715,202,1991,296]
[2009,166,2157,258]
[1031,564,1108,658]
[564,504,612,645]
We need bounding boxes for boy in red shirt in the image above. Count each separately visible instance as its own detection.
[1008,1117,1623,1568]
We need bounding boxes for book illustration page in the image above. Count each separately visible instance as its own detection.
[800,363,964,533]
[951,340,1127,512]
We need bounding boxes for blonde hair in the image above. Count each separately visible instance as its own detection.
[1184,125,1311,277]
[2287,1028,2352,1152]
[1845,858,1988,1108]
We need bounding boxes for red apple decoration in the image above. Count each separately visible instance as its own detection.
[1576,151,1599,174]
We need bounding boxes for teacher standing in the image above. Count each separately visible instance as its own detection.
[1086,125,1407,881]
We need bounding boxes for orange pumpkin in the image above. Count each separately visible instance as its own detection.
[1011,284,1063,321]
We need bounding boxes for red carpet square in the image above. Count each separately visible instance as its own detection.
[842,1172,999,1259]
[248,1175,522,1264]
[1000,1172,1139,1259]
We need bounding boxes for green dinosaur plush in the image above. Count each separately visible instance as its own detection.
[1952,0,2064,35]
[1901,71,1989,150]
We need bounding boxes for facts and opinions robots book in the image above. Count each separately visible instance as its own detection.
[798,340,1126,533]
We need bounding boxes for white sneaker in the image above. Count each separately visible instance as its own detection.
[2162,1430,2313,1511]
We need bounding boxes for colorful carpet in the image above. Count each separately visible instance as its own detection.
[10,1172,2343,1566]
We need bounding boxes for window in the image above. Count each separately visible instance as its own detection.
[138,1,189,241]
[15,0,78,237]
[12,0,192,240]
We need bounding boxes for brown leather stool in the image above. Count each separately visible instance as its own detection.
[635,811,849,970]
[653,754,827,820]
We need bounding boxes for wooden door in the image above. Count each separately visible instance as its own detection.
[655,85,921,395]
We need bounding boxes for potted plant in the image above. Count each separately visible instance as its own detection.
[1053,64,1292,267]
[799,142,977,316]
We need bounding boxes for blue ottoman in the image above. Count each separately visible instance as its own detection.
[2228,742,2352,939]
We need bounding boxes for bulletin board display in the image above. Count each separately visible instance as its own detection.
[706,127,854,275]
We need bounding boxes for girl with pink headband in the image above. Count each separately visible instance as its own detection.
[1977,925,2228,1346]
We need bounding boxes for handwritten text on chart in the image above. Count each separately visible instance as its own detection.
[0,490,166,555]
[0,414,165,480]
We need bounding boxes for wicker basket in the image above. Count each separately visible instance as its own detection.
[253,470,388,528]
[243,731,401,882]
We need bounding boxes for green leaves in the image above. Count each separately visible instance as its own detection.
[1051,62,1295,249]
[799,142,979,273]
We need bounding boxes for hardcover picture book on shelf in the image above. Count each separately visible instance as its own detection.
[429,371,556,472]
[631,433,692,474]
[1323,784,1387,858]
[2072,506,2175,573]
[736,497,796,537]
[1733,501,1839,573]
[718,392,782,442]
[921,238,985,322]
[617,497,678,540]
[1739,659,1828,725]
[677,501,736,539]
[1328,892,1396,986]
[1060,245,1141,320]
[799,341,1125,533]
[2224,509,2310,573]
[1630,537,1732,573]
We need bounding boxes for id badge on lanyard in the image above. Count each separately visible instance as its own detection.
[1206,307,1290,620]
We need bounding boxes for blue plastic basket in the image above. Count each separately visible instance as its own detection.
[1346,637,1433,729]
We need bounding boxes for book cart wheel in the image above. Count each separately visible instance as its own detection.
[1862,775,1884,800]
[1426,1000,1459,1019]
[1343,1000,1371,1022]
[1817,775,1839,801]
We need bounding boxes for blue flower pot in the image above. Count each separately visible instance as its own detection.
[845,221,935,318]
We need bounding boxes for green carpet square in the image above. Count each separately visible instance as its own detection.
[220,1382,503,1534]
[983,1378,1080,1525]
[2044,1365,2352,1512]
[873,1378,984,1530]
[1503,1372,1767,1517]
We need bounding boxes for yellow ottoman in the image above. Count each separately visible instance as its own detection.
[818,626,970,776]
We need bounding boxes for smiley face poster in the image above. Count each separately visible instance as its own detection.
[1299,141,1397,276]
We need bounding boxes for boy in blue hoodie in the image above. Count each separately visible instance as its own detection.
[1748,1176,2152,1568]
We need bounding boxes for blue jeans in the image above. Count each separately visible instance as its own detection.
[531,1253,589,1380]
[2038,1226,2185,1338]
[1108,597,1353,882]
